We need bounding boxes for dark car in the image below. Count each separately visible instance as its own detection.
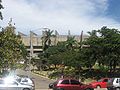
[49,78,93,90]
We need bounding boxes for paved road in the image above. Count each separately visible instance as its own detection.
[15,69,54,89]
[15,69,107,90]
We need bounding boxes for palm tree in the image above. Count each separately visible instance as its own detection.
[65,36,77,50]
[41,28,56,51]
[87,30,97,37]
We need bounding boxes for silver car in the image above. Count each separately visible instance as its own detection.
[17,77,35,87]
[0,79,34,90]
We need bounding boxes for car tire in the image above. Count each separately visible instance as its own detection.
[107,87,114,90]
[56,88,64,90]
[96,85,101,89]
[49,83,54,88]
[85,88,93,90]
[23,88,30,90]
[116,87,120,90]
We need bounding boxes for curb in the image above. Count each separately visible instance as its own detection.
[32,71,55,81]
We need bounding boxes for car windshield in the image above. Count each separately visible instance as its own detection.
[97,79,103,82]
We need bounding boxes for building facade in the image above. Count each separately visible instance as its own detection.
[18,31,89,58]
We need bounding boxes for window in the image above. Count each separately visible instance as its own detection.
[71,80,80,85]
[22,79,28,82]
[104,79,108,82]
[116,78,120,83]
[116,79,118,83]
[61,80,69,84]
[0,80,4,84]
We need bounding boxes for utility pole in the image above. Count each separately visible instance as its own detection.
[80,30,83,48]
[29,31,33,73]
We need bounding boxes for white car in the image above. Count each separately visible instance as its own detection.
[107,78,120,90]
[17,77,35,87]
[0,79,34,90]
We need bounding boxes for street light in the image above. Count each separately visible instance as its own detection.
[29,28,50,72]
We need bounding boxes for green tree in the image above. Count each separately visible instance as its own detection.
[82,30,100,68]
[65,36,77,50]
[41,29,56,51]
[48,54,62,69]
[83,26,120,72]
[0,23,27,71]
[46,42,67,69]
[98,26,120,72]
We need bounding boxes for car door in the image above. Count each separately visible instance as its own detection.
[0,80,6,90]
[6,81,20,90]
[70,80,81,90]
[100,78,108,88]
[0,84,7,90]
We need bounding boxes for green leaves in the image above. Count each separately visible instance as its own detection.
[0,24,27,70]
[41,29,56,51]
[84,26,120,72]
[65,36,77,50]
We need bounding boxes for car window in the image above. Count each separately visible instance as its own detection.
[104,79,108,82]
[98,79,102,82]
[119,79,120,83]
[22,79,28,82]
[116,79,119,83]
[61,80,69,84]
[108,78,114,83]
[0,80,4,84]
[16,78,21,82]
[70,80,80,85]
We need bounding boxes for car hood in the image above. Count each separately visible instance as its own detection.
[90,81,99,84]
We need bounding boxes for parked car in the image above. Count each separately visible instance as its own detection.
[3,75,35,89]
[0,79,34,90]
[16,76,35,87]
[49,78,94,90]
[107,78,120,90]
[89,78,109,89]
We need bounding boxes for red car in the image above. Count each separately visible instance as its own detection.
[89,78,109,89]
[49,78,94,90]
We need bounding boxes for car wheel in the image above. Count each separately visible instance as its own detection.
[85,88,93,90]
[49,83,54,88]
[56,88,64,90]
[107,87,113,90]
[116,88,120,90]
[96,85,101,89]
[23,88,30,90]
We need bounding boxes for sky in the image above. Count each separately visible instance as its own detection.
[1,0,120,35]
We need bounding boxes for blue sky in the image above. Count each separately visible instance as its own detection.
[107,0,120,22]
[1,0,120,35]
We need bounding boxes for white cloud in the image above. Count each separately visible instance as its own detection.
[1,0,120,35]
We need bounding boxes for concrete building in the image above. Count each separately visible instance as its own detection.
[18,30,89,58]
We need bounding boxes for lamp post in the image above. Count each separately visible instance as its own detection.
[29,28,48,72]
[29,30,33,73]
